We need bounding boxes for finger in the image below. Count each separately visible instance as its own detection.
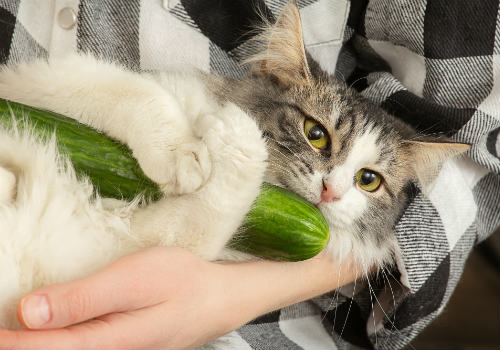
[18,247,201,329]
[0,312,158,349]
[3,303,204,349]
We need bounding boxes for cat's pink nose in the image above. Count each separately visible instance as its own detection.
[321,181,341,202]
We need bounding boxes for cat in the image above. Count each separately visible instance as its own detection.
[0,2,468,329]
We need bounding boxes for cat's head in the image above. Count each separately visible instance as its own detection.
[238,2,470,269]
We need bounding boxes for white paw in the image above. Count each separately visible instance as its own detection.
[193,103,268,165]
[137,139,211,196]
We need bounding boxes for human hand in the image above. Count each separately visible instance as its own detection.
[1,247,237,349]
[0,247,359,349]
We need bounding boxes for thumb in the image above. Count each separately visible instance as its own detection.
[17,247,194,329]
[17,283,97,329]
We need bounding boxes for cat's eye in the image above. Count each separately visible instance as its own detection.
[304,119,329,150]
[356,169,382,192]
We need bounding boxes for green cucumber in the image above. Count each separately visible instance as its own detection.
[230,183,329,261]
[0,98,329,261]
[0,99,160,200]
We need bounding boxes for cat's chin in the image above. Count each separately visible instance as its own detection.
[317,203,358,232]
[326,227,398,276]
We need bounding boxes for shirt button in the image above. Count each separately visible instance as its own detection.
[57,7,77,30]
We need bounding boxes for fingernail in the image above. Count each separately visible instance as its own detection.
[21,294,51,328]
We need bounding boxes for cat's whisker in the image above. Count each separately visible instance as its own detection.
[327,288,341,328]
[339,262,358,339]
[383,267,409,292]
[264,144,298,164]
[265,138,303,162]
[269,163,298,176]
[384,97,411,113]
[265,157,303,178]
[403,128,443,143]
[378,269,418,350]
[364,271,379,349]
[381,268,421,348]
[378,272,397,341]
[263,144,306,174]
[348,76,367,90]
[363,269,419,350]
[381,268,397,328]
[264,144,297,164]
[321,256,346,326]
[265,164,297,179]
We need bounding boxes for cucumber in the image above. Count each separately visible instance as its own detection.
[230,183,329,261]
[0,98,329,261]
[0,99,160,200]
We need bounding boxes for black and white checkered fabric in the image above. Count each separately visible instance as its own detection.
[0,0,498,349]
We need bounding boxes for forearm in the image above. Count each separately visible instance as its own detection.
[213,251,360,331]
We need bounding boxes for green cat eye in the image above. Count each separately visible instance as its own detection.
[356,169,382,192]
[304,119,329,150]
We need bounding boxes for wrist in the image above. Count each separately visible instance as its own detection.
[211,251,360,328]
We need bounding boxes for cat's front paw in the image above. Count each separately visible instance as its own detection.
[191,103,268,186]
[137,140,211,196]
[193,103,267,165]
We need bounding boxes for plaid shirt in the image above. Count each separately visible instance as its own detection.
[0,0,498,349]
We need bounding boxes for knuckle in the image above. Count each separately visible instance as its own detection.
[62,287,93,324]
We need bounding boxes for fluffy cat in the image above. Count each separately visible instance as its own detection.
[0,3,468,329]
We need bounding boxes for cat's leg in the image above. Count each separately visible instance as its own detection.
[130,102,268,260]
[0,55,209,195]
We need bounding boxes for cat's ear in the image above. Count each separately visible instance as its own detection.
[246,2,312,86]
[402,141,470,188]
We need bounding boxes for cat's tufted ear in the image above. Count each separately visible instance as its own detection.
[246,2,312,86]
[402,141,470,188]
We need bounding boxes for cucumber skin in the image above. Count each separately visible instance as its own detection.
[0,99,160,200]
[230,183,330,261]
[0,99,330,261]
